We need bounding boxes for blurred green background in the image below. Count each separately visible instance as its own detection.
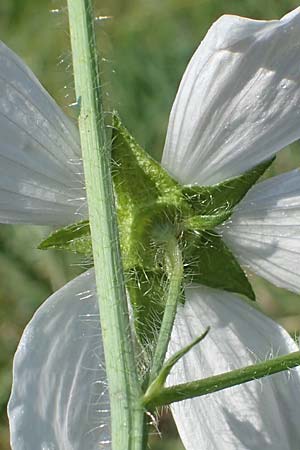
[1,0,300,448]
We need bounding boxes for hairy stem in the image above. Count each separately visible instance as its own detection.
[144,351,300,409]
[67,1,145,448]
[149,238,183,384]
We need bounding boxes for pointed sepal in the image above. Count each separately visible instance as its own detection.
[38,220,92,255]
[183,158,274,216]
[183,231,255,300]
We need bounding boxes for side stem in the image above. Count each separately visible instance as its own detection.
[67,1,145,448]
[149,237,183,384]
[144,351,300,409]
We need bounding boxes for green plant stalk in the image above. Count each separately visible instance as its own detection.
[144,351,300,409]
[67,1,145,449]
[149,237,183,384]
[144,328,210,408]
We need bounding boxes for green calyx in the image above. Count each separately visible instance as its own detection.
[110,115,272,304]
[111,114,186,271]
[39,114,274,349]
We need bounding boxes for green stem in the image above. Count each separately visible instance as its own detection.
[149,238,183,384]
[144,351,300,409]
[144,328,210,408]
[67,1,145,449]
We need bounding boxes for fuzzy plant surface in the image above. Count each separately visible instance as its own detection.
[2,5,300,450]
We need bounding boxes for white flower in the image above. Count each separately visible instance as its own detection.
[4,8,300,450]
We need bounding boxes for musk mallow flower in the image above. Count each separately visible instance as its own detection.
[4,7,300,450]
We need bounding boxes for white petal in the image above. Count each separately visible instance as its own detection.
[221,169,300,293]
[0,41,86,225]
[162,8,300,185]
[8,270,111,450]
[168,285,300,450]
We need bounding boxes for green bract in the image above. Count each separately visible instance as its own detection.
[38,220,92,255]
[182,231,255,301]
[39,116,274,344]
[182,157,274,216]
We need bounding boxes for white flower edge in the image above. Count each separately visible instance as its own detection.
[222,169,300,293]
[168,284,300,450]
[0,41,85,225]
[8,269,111,450]
[162,8,300,186]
